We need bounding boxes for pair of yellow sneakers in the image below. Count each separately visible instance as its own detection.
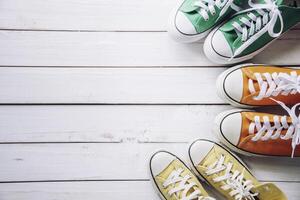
[215,64,300,157]
[149,139,287,200]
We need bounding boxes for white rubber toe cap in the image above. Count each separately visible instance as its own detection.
[211,30,233,58]
[150,151,176,176]
[189,140,214,165]
[223,69,244,102]
[220,112,242,146]
[175,11,197,35]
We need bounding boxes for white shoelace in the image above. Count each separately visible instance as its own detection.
[248,71,300,100]
[231,0,283,57]
[205,155,258,200]
[250,99,300,157]
[163,168,215,200]
[194,0,241,21]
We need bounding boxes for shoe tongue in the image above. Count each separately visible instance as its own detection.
[252,183,287,200]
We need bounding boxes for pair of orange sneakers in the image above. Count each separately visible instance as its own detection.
[215,64,300,157]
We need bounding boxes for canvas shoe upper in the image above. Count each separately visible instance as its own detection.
[188,139,287,200]
[214,103,300,157]
[168,0,244,43]
[204,0,300,64]
[216,64,300,107]
[149,150,215,200]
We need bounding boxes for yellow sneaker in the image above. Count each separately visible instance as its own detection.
[188,139,287,200]
[149,150,215,200]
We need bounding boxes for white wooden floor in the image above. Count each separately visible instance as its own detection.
[0,0,299,199]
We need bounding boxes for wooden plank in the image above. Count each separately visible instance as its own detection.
[0,105,230,143]
[0,143,299,182]
[0,67,224,104]
[0,0,299,31]
[0,181,299,200]
[0,0,175,31]
[1,67,300,104]
[0,31,300,66]
[0,181,158,200]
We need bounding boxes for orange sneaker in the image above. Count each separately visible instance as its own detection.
[216,64,300,107]
[214,100,300,157]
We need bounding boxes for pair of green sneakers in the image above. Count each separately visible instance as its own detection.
[168,0,300,64]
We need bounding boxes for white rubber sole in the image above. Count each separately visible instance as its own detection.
[215,63,300,108]
[216,63,259,108]
[214,109,300,157]
[167,5,210,43]
[204,25,285,65]
[148,150,170,200]
[187,139,253,183]
[213,110,267,157]
[148,150,196,200]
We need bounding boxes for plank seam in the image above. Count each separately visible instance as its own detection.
[0,179,297,184]
[0,103,229,106]
[0,29,299,32]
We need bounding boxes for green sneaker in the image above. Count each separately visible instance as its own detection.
[168,0,244,43]
[204,0,300,64]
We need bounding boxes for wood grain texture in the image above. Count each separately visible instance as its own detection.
[0,105,230,143]
[0,181,299,200]
[0,143,299,182]
[0,181,158,200]
[0,0,299,31]
[0,0,175,31]
[0,31,300,66]
[0,67,223,104]
[0,0,300,198]
[1,67,300,104]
